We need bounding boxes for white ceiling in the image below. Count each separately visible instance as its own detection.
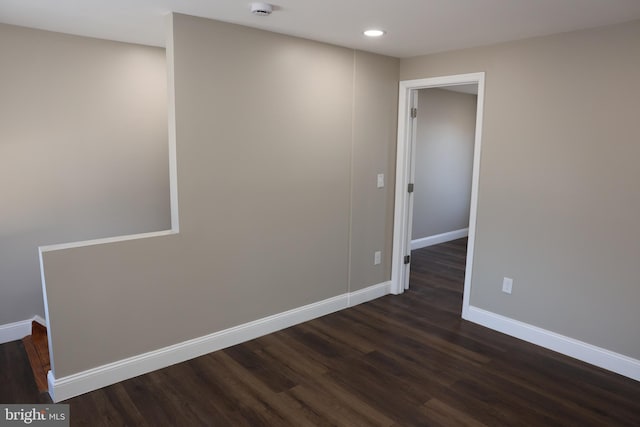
[2,0,640,58]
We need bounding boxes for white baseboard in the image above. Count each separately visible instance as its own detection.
[33,315,46,327]
[411,228,468,250]
[0,319,32,344]
[464,305,640,382]
[48,281,392,402]
[0,315,47,344]
[348,281,391,307]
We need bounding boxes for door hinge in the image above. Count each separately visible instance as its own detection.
[407,183,414,193]
[404,255,411,265]
[410,107,417,118]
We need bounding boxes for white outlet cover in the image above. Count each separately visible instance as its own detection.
[377,173,384,188]
[502,277,513,294]
[374,251,382,265]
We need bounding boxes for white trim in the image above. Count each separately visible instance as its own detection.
[465,306,640,382]
[0,315,47,344]
[348,281,391,307]
[47,371,56,399]
[38,230,177,252]
[404,93,419,291]
[462,74,485,318]
[411,228,469,250]
[391,72,485,324]
[391,81,415,295]
[0,319,32,344]
[166,12,180,232]
[33,315,46,327]
[47,281,391,402]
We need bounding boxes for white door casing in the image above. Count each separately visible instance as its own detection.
[390,72,485,321]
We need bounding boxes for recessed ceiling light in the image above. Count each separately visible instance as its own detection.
[364,29,385,37]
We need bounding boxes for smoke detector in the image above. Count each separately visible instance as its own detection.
[251,2,273,16]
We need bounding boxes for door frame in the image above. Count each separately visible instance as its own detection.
[390,72,485,320]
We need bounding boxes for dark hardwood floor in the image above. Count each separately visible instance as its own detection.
[0,339,51,404]
[2,237,640,425]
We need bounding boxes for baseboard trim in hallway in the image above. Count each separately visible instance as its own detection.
[0,315,46,345]
[48,281,391,402]
[411,228,469,250]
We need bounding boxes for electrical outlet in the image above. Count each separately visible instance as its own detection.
[377,173,384,188]
[502,277,513,294]
[374,251,382,265]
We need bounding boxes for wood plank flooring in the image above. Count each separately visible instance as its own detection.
[2,237,640,425]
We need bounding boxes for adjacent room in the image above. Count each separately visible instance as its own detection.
[1,1,640,425]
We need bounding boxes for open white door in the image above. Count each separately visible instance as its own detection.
[391,88,418,294]
[404,92,419,290]
[390,73,485,320]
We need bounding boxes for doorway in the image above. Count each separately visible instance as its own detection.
[391,73,485,321]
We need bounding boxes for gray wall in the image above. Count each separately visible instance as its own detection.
[412,88,476,240]
[402,19,640,359]
[351,51,399,290]
[0,24,170,326]
[41,14,399,378]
